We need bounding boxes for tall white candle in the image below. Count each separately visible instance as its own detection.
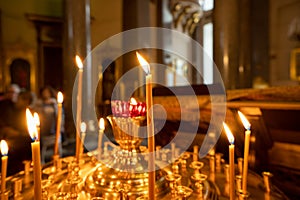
[136,52,155,199]
[223,122,235,200]
[238,111,251,195]
[75,55,83,162]
[54,91,63,156]
[1,140,8,199]
[26,109,42,200]
[98,118,105,160]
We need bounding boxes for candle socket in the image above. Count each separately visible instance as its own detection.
[0,191,8,200]
[223,182,230,197]
[237,158,243,175]
[180,152,190,172]
[190,161,204,175]
[172,161,180,174]
[224,164,230,183]
[23,160,31,175]
[13,178,22,198]
[209,156,215,173]
[215,153,223,173]
[165,174,182,196]
[235,175,242,192]
[238,190,250,200]
[262,172,273,193]
[190,173,207,195]
[53,154,62,172]
[209,172,215,183]
[193,145,199,161]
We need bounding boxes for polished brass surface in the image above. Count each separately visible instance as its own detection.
[2,150,290,199]
[1,112,291,199]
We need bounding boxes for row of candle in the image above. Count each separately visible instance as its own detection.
[0,92,64,200]
[223,111,251,200]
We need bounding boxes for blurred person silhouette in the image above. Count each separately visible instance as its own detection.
[0,84,21,102]
[34,86,65,162]
[0,90,34,175]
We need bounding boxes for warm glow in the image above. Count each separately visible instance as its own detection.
[130,97,137,105]
[99,118,105,131]
[75,55,83,69]
[0,140,8,156]
[81,122,87,133]
[136,52,150,74]
[26,108,38,141]
[223,122,234,144]
[57,91,64,104]
[33,112,40,127]
[238,111,251,130]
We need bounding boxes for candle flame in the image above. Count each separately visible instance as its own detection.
[26,108,38,141]
[33,112,40,127]
[81,122,87,133]
[136,52,150,75]
[75,55,83,69]
[0,140,8,156]
[223,122,234,144]
[238,111,251,130]
[99,118,105,131]
[130,97,137,105]
[57,91,64,103]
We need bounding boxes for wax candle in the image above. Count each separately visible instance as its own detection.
[80,122,87,157]
[1,140,8,199]
[33,112,40,141]
[238,111,251,195]
[26,109,42,200]
[54,91,63,156]
[223,122,235,200]
[136,52,155,199]
[75,55,83,162]
[98,118,105,160]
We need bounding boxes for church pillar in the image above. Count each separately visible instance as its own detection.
[63,0,92,138]
[214,0,252,89]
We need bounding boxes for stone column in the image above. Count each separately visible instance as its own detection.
[214,0,240,89]
[238,0,252,88]
[63,0,76,140]
[63,0,92,139]
[122,0,151,97]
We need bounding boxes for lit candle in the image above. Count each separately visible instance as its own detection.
[223,122,235,200]
[238,111,251,195]
[75,55,83,162]
[1,140,8,199]
[33,112,40,141]
[26,108,42,200]
[80,122,87,157]
[98,118,105,160]
[54,91,63,156]
[136,52,155,199]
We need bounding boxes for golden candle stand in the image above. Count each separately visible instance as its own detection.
[1,145,290,200]
[1,115,290,199]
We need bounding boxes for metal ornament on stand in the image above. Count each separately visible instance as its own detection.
[84,100,169,199]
